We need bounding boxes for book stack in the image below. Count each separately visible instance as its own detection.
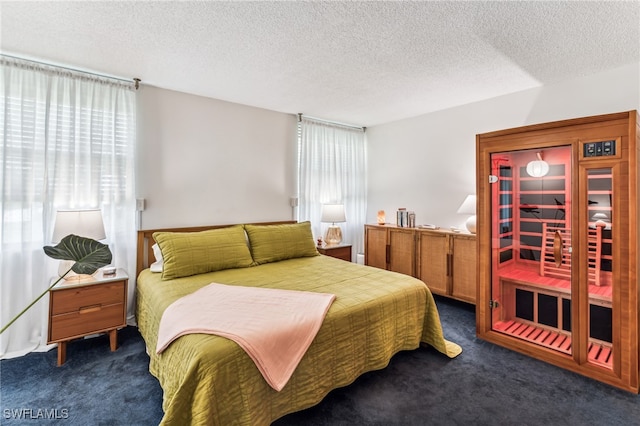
[396,208,416,228]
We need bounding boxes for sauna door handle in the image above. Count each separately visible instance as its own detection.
[553,230,563,267]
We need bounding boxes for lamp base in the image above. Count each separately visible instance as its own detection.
[58,260,95,282]
[465,215,477,234]
[325,225,343,246]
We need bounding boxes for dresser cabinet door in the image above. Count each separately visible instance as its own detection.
[417,232,449,296]
[451,234,477,303]
[388,228,415,276]
[364,225,388,269]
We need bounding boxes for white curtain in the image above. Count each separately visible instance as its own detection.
[0,56,137,358]
[297,116,367,258]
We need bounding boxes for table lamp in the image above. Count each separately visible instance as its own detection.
[321,204,346,246]
[52,209,107,279]
[456,195,477,234]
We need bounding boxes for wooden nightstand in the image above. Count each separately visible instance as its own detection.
[317,244,352,262]
[47,269,128,366]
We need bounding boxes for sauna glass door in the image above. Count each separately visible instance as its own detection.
[489,146,573,356]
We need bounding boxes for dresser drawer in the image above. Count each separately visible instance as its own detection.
[49,302,125,342]
[50,281,125,315]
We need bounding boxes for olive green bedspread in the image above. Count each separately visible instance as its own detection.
[136,255,461,425]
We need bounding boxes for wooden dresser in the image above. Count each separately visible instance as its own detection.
[364,224,476,304]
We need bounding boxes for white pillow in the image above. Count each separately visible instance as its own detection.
[150,243,163,273]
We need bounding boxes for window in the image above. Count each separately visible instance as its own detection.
[0,56,137,357]
[297,116,367,256]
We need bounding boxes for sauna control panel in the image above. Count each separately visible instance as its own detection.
[583,140,616,157]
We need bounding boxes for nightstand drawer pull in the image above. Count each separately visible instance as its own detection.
[79,304,102,314]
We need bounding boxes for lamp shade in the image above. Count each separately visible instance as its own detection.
[321,204,346,224]
[52,209,106,243]
[456,195,476,215]
[457,195,477,234]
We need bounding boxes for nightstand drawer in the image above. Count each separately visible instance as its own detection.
[318,245,352,262]
[49,302,125,342]
[328,246,351,261]
[51,282,125,315]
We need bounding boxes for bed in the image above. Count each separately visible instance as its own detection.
[135,221,461,425]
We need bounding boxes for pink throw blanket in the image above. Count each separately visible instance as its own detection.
[156,283,336,391]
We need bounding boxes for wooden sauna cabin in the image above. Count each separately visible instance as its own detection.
[476,111,639,393]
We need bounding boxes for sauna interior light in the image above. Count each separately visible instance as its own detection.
[526,152,550,177]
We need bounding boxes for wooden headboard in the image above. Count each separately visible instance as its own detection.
[136,221,296,278]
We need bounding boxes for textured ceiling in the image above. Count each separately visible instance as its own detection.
[1,1,639,126]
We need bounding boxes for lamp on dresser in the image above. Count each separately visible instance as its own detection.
[321,204,346,246]
[457,195,477,234]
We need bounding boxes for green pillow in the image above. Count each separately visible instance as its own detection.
[245,222,319,265]
[153,225,253,280]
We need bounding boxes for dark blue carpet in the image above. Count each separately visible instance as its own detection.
[2,296,639,425]
[1,326,163,425]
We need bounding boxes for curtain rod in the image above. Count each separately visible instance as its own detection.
[298,113,365,132]
[1,53,141,89]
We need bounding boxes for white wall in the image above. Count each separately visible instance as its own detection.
[366,62,640,231]
[135,63,639,232]
[136,85,298,229]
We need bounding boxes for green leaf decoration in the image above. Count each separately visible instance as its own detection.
[1,235,113,334]
[43,234,112,275]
